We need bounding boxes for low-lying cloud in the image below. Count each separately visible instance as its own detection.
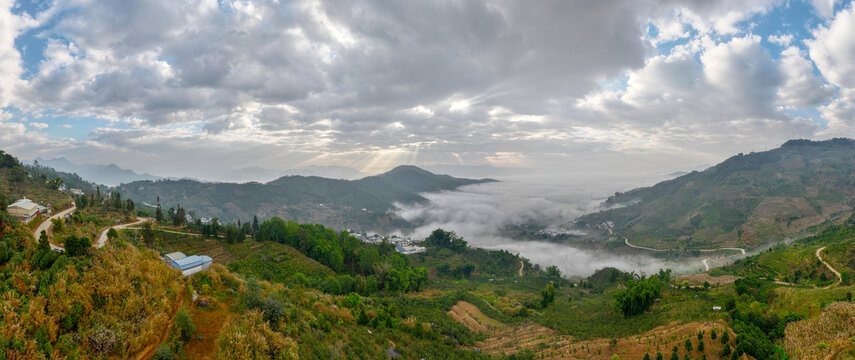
[395,174,678,278]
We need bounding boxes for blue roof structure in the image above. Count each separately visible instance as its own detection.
[173,255,213,270]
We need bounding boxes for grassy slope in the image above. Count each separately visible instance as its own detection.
[0,167,73,210]
[150,230,335,282]
[578,138,855,250]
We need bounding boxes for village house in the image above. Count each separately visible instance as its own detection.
[6,197,49,223]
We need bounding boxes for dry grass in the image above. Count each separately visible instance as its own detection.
[784,302,855,360]
[446,300,736,359]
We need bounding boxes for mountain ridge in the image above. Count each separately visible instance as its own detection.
[117,165,495,231]
[577,138,855,250]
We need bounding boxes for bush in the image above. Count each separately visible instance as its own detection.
[65,236,91,257]
[174,308,196,341]
[153,344,174,360]
[261,297,285,325]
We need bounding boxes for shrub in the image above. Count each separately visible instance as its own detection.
[153,344,174,360]
[261,297,285,325]
[174,307,196,341]
[65,235,91,257]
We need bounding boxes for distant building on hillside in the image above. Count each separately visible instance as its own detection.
[68,188,84,196]
[395,245,426,255]
[6,197,49,223]
[162,251,213,276]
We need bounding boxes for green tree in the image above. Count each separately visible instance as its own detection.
[643,354,651,360]
[141,222,155,247]
[546,265,561,278]
[614,276,662,317]
[685,338,693,352]
[106,228,118,240]
[698,340,704,352]
[540,284,556,308]
[38,230,50,252]
[65,236,91,257]
[711,330,717,340]
[721,331,729,344]
[656,352,663,360]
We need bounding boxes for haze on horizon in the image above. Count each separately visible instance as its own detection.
[1,0,854,182]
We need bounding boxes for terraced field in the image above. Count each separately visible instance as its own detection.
[448,300,735,359]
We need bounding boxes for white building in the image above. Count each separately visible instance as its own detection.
[162,251,213,276]
[395,245,426,255]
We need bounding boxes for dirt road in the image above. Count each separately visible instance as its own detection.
[816,246,842,289]
[31,204,76,251]
[95,217,150,248]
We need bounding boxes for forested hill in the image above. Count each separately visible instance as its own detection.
[577,138,855,250]
[117,165,494,231]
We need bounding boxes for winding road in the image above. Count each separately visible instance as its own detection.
[624,237,746,272]
[95,217,150,248]
[815,246,842,289]
[31,204,76,251]
[518,260,524,276]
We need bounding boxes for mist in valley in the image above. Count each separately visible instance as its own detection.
[395,172,693,278]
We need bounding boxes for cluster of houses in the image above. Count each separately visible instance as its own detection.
[348,230,427,255]
[6,197,50,223]
[162,252,214,276]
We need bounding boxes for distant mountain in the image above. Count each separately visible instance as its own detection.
[230,165,366,183]
[35,157,163,186]
[577,138,855,250]
[117,165,494,231]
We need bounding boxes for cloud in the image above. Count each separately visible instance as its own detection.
[28,122,48,130]
[811,0,839,18]
[0,0,843,181]
[808,4,855,134]
[768,33,794,46]
[576,35,816,156]
[777,46,835,108]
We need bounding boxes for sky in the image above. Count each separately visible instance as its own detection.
[1,0,855,181]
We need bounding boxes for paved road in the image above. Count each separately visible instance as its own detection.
[125,227,202,237]
[816,246,842,289]
[95,217,150,248]
[624,238,667,252]
[702,258,710,272]
[518,260,524,276]
[31,204,76,251]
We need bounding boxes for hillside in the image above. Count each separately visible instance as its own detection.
[577,138,855,250]
[116,165,494,231]
[0,150,73,212]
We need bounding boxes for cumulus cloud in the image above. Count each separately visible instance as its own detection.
[809,4,855,134]
[0,0,844,180]
[777,46,835,108]
[811,0,838,18]
[768,33,794,46]
[28,122,48,130]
